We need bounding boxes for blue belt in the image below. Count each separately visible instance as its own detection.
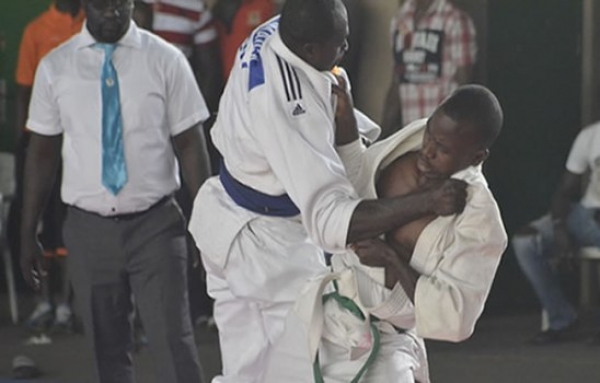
[219,162,300,217]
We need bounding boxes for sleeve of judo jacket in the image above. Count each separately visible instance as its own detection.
[412,183,507,342]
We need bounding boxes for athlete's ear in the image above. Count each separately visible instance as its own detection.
[470,148,489,167]
[302,42,318,63]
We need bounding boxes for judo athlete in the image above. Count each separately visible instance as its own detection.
[263,84,507,382]
[188,0,470,382]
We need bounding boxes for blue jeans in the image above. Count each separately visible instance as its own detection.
[512,203,600,330]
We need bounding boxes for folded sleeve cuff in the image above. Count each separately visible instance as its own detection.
[369,282,412,320]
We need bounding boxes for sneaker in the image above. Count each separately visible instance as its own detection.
[51,304,74,334]
[12,355,41,379]
[530,320,579,345]
[25,302,53,330]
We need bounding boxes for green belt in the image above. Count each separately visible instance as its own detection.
[313,291,381,383]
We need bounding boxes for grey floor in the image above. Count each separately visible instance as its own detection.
[1,296,599,383]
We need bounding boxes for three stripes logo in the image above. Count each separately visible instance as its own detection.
[276,55,306,117]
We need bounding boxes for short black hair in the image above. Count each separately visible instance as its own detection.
[279,0,340,44]
[439,84,503,148]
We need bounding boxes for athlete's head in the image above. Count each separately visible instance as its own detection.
[279,0,349,71]
[417,84,503,180]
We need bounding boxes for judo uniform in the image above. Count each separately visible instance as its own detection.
[263,119,508,382]
[188,16,378,383]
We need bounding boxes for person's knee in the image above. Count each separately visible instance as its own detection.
[512,226,538,261]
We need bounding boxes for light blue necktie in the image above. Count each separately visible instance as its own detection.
[99,43,127,195]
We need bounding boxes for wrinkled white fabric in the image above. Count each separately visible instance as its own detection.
[188,16,379,383]
[264,120,506,383]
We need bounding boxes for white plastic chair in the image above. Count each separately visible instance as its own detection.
[540,246,600,330]
[0,152,18,324]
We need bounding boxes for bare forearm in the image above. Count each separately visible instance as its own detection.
[381,80,402,139]
[334,103,359,146]
[15,85,32,137]
[348,193,431,243]
[385,256,420,303]
[173,124,212,197]
[550,171,581,222]
[21,133,62,237]
[353,238,420,301]
[384,241,420,301]
[550,193,571,223]
[348,177,467,243]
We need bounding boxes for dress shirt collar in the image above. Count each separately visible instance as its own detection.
[75,20,143,50]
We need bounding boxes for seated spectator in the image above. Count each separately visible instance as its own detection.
[513,121,600,345]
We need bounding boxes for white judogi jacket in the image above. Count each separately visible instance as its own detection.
[189,17,379,381]
[190,17,378,273]
[263,120,507,382]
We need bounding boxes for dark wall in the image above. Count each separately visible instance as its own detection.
[483,0,582,313]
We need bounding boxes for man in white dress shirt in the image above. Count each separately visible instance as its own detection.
[188,0,469,382]
[19,0,211,382]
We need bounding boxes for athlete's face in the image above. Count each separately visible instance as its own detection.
[303,1,349,71]
[84,0,133,43]
[417,110,488,180]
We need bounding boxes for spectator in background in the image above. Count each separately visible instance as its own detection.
[9,0,84,332]
[513,122,600,345]
[212,0,275,81]
[19,0,212,381]
[138,0,222,113]
[132,0,154,30]
[381,0,476,138]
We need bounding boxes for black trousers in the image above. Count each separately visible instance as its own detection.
[64,199,204,383]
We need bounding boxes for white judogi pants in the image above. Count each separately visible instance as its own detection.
[202,215,328,383]
[320,332,428,383]
[262,268,430,383]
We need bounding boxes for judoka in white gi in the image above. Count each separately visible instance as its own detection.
[263,84,508,383]
[188,0,470,382]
